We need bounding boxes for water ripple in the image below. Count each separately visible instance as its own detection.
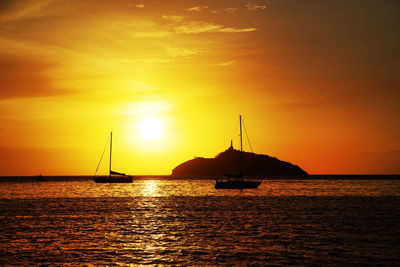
[0,180,399,265]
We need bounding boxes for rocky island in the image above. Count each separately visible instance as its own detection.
[172,144,308,176]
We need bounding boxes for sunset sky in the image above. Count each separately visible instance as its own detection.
[0,0,399,175]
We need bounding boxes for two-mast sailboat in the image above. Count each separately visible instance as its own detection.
[215,116,261,189]
[93,132,133,183]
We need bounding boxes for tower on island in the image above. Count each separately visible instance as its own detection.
[229,139,233,150]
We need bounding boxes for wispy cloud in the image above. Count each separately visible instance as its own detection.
[185,6,209,12]
[162,15,185,22]
[225,8,238,13]
[136,3,144,8]
[135,17,257,37]
[246,2,267,10]
[173,21,257,34]
[217,60,237,66]
[166,46,197,58]
[186,6,201,12]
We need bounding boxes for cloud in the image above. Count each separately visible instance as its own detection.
[185,6,209,12]
[173,21,257,34]
[0,0,52,22]
[217,60,237,66]
[162,15,185,22]
[186,6,201,12]
[246,2,267,10]
[136,3,144,8]
[166,46,197,58]
[135,17,257,37]
[225,8,238,13]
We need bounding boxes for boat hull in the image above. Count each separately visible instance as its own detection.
[93,176,133,183]
[215,180,261,189]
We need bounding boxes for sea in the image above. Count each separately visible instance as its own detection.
[0,179,399,266]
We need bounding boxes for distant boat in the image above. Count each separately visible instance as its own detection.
[36,174,44,181]
[215,116,261,189]
[93,132,133,183]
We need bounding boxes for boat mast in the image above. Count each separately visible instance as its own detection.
[239,115,243,178]
[109,132,112,177]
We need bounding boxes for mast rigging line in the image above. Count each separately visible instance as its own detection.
[242,117,259,174]
[93,135,110,176]
[241,118,254,154]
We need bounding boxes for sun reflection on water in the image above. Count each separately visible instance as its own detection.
[1,180,400,265]
[141,180,159,196]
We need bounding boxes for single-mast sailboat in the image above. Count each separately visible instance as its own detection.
[93,132,133,183]
[215,116,261,189]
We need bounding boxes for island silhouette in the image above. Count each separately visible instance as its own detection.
[172,143,308,176]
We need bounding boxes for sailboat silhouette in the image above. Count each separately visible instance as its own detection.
[93,132,133,183]
[215,116,261,189]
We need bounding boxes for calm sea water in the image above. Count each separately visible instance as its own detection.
[0,180,399,265]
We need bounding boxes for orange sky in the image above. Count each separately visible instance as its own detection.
[0,0,399,175]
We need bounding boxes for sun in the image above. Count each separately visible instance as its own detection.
[138,117,163,140]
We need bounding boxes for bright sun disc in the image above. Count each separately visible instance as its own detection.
[138,117,163,140]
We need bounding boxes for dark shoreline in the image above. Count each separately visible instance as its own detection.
[0,174,399,182]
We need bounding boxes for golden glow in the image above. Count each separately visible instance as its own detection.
[141,180,159,196]
[138,117,163,140]
[0,1,399,175]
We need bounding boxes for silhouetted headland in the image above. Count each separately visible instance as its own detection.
[172,145,308,176]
